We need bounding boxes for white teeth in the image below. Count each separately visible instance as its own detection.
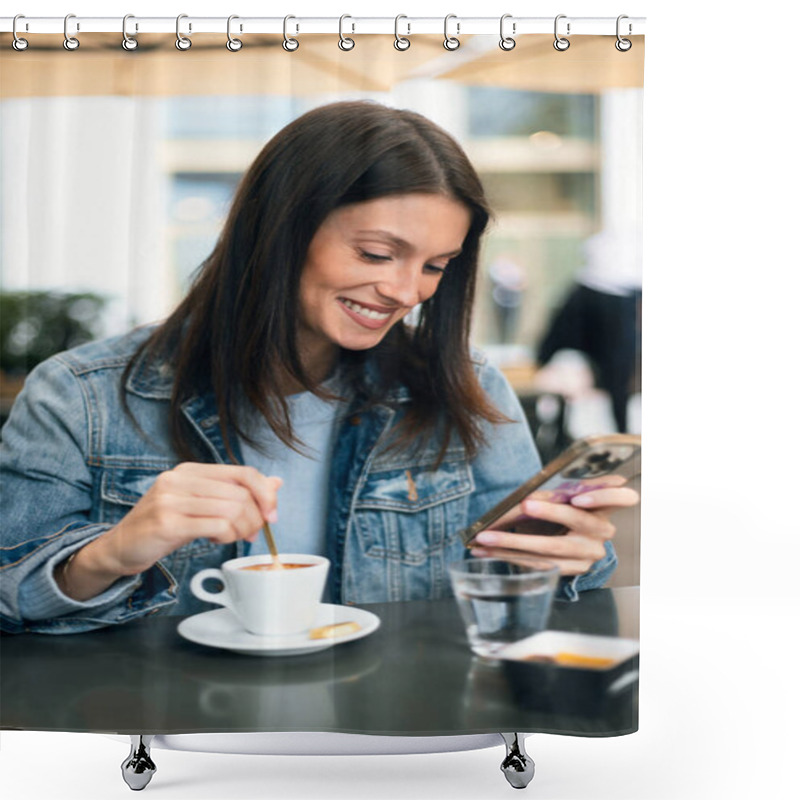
[341,298,391,320]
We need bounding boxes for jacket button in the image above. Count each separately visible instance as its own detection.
[349,415,361,426]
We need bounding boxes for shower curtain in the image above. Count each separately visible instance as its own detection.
[0,15,645,780]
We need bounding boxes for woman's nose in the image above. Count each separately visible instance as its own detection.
[375,266,425,307]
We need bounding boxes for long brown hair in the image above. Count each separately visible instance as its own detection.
[123,101,507,462]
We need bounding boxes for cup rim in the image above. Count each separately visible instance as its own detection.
[448,557,560,578]
[221,554,330,571]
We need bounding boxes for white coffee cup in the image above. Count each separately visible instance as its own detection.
[190,554,330,636]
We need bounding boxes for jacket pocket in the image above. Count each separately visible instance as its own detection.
[352,459,474,565]
[98,465,219,571]
[99,464,171,523]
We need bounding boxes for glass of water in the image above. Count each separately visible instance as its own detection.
[448,559,560,658]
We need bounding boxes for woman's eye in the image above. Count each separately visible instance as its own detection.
[425,264,447,274]
[359,250,392,263]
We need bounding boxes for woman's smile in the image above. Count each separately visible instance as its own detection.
[337,297,396,328]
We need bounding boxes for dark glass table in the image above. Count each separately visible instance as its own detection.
[0,587,638,739]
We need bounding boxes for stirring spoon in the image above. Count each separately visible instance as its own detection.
[262,521,286,570]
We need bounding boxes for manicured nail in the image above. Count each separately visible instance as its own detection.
[471,548,488,557]
[571,494,595,507]
[475,531,498,546]
[266,509,279,523]
[523,500,541,513]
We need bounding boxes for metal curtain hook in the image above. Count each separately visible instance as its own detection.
[122,14,138,51]
[339,15,355,50]
[554,14,570,51]
[394,15,410,51]
[615,14,632,51]
[499,14,515,51]
[443,14,460,51]
[63,13,79,50]
[12,14,29,51]
[283,15,299,51]
[226,15,243,51]
[176,14,192,50]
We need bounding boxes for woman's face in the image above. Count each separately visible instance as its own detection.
[297,193,471,373]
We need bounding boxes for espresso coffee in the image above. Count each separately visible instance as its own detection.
[240,563,313,571]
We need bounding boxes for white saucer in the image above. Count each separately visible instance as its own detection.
[177,603,380,657]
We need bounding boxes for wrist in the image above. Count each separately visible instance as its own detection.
[88,527,141,577]
[55,533,136,601]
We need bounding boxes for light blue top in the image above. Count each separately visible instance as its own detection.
[240,379,347,561]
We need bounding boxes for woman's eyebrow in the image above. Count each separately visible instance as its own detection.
[354,229,462,258]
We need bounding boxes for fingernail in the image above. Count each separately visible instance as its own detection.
[475,531,498,545]
[471,548,488,557]
[266,509,278,523]
[523,500,541,513]
[572,495,594,507]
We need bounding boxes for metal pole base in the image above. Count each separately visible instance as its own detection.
[121,735,156,791]
[500,733,535,789]
[118,733,531,790]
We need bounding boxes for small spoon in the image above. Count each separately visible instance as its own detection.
[262,522,286,570]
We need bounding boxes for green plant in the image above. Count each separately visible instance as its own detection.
[0,291,107,375]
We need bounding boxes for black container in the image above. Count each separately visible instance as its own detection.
[500,631,639,717]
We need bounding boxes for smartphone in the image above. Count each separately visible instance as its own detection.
[461,433,641,546]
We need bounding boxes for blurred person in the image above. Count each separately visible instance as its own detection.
[1,102,638,634]
[487,255,526,344]
[535,230,642,433]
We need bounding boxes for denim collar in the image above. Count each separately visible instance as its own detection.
[124,336,174,400]
[123,343,233,462]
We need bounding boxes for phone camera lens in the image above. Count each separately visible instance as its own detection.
[564,465,590,479]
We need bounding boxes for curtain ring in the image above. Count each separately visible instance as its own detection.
[226,15,243,51]
[499,14,515,51]
[176,14,192,50]
[12,15,29,51]
[394,15,410,51]
[443,14,460,51]
[615,14,632,51]
[283,15,299,51]
[121,14,138,51]
[63,13,80,51]
[338,15,355,51]
[553,14,570,51]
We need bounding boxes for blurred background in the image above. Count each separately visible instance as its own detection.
[0,33,643,505]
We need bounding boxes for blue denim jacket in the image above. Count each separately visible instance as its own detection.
[0,326,616,633]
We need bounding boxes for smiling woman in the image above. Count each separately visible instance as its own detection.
[0,101,634,634]
[127,101,502,466]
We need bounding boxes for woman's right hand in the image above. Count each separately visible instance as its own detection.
[56,463,282,601]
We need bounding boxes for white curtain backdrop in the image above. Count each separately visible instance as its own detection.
[1,97,170,332]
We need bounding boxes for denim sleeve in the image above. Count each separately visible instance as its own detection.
[466,360,617,601]
[0,356,176,634]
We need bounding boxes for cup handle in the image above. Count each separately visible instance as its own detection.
[190,568,233,610]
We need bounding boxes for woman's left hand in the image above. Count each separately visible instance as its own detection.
[470,476,639,576]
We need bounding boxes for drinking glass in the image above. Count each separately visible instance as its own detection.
[448,558,560,657]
